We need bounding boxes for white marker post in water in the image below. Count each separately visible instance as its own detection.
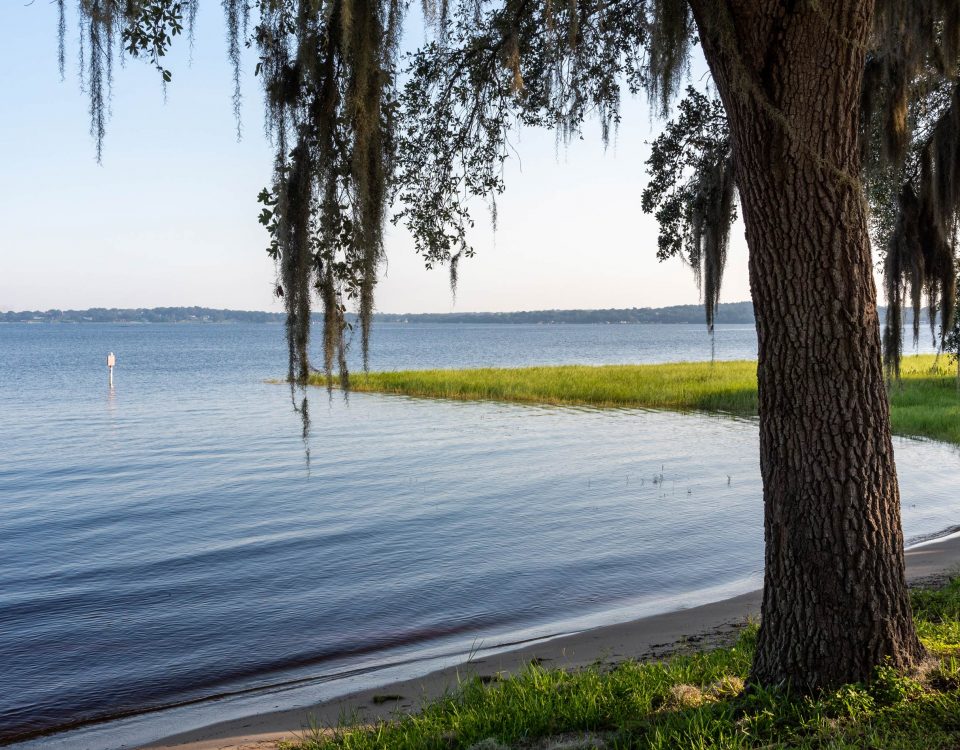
[107,352,116,387]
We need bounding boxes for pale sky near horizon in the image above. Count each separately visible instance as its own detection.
[0,2,756,314]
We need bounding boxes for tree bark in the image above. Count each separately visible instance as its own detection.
[688,0,925,690]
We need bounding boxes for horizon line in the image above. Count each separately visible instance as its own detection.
[2,301,755,316]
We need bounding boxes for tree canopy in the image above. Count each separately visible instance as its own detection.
[62,0,960,384]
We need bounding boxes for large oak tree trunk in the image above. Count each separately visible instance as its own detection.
[688,0,925,689]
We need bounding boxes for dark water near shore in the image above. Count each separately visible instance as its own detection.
[0,322,953,746]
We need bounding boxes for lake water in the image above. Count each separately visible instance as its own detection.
[0,322,954,748]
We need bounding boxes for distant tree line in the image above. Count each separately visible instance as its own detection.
[373,302,758,324]
[0,302,932,326]
[0,307,286,324]
[2,303,755,324]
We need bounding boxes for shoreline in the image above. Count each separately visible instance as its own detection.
[144,533,960,750]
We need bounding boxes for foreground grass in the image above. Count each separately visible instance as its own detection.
[310,354,960,445]
[287,580,960,749]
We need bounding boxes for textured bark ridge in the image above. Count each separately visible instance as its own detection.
[689,0,924,689]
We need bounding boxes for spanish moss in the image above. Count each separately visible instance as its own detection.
[688,153,735,332]
[857,0,960,377]
[883,86,960,377]
[68,1,187,160]
[58,0,67,81]
[222,0,247,138]
[251,0,402,384]
[645,0,691,118]
[186,0,199,57]
[279,142,314,385]
[82,1,109,163]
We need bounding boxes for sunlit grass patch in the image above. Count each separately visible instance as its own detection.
[285,581,960,750]
[313,360,761,413]
[308,354,960,445]
[889,355,960,445]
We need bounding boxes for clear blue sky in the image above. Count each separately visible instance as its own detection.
[0,1,752,314]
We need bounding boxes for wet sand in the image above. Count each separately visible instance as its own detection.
[144,533,960,750]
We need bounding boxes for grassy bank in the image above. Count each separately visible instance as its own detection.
[310,354,960,445]
[287,580,960,749]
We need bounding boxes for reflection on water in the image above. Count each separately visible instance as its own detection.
[0,322,952,745]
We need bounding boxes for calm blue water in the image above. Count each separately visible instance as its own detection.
[0,323,953,746]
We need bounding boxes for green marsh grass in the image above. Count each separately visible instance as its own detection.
[287,581,960,749]
[310,354,960,445]
[889,356,960,445]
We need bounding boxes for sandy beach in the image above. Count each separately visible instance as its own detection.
[143,533,960,750]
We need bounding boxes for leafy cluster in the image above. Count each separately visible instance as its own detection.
[641,89,733,332]
[394,0,666,290]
